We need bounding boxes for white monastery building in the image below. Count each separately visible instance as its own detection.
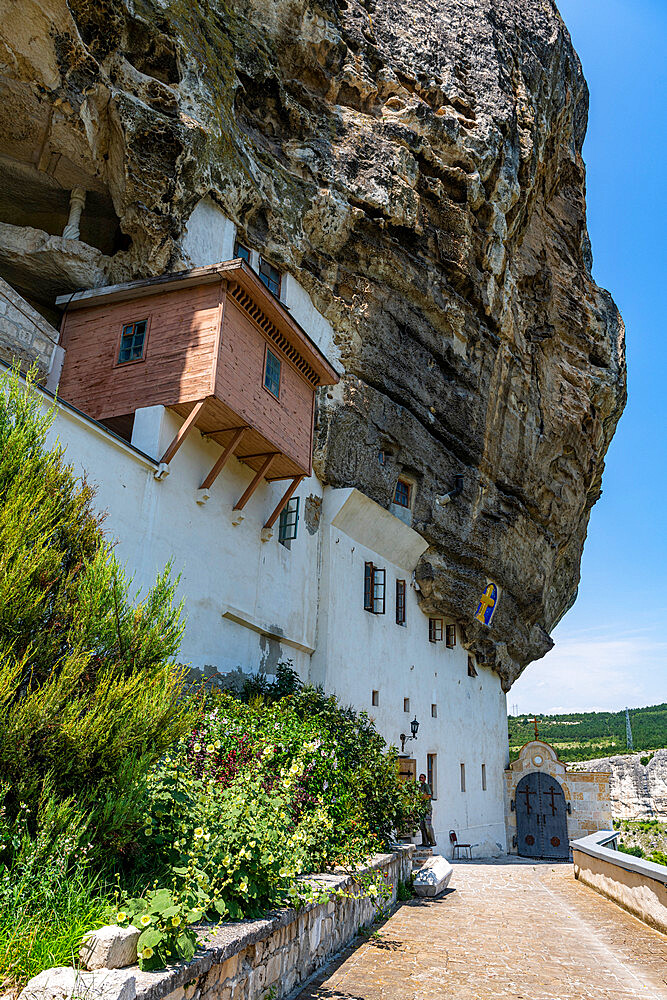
[0,198,509,858]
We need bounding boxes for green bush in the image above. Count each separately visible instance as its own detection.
[617,842,644,858]
[0,368,195,856]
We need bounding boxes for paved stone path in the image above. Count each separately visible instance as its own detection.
[294,859,667,1000]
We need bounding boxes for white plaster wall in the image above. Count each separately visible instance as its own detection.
[281,274,343,373]
[311,489,508,857]
[46,400,322,680]
[182,198,236,268]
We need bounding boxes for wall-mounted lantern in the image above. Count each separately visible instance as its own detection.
[400,716,420,754]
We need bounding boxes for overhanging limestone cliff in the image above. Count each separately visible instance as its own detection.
[0,0,626,688]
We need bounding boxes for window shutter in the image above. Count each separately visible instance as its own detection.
[364,562,374,611]
[374,567,386,614]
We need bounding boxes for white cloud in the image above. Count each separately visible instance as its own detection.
[509,623,667,715]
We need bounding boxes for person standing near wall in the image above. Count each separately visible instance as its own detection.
[418,772,437,847]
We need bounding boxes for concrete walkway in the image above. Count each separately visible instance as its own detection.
[294,859,667,1000]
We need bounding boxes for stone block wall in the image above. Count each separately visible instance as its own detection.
[0,277,59,379]
[505,740,612,852]
[20,848,414,1000]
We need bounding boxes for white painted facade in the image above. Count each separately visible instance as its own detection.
[6,197,510,857]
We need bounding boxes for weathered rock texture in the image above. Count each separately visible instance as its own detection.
[571,750,667,821]
[0,0,625,687]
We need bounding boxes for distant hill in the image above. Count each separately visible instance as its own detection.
[508,704,667,762]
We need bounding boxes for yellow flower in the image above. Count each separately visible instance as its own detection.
[171,915,181,927]
[194,827,204,838]
[214,740,221,750]
[141,946,154,960]
[116,912,127,923]
[267,854,274,864]
[239,878,248,893]
[140,914,151,926]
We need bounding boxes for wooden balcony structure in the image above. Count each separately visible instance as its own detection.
[56,261,339,523]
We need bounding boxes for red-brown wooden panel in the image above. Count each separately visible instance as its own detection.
[215,299,313,474]
[58,283,223,420]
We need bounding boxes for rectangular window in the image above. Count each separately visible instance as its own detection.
[468,655,478,677]
[482,763,487,791]
[393,478,411,508]
[117,319,147,364]
[427,753,437,799]
[446,624,457,648]
[429,618,443,643]
[372,690,379,707]
[403,697,410,713]
[278,497,299,544]
[259,256,281,296]
[431,703,437,718]
[396,579,406,625]
[263,348,281,398]
[364,562,385,614]
[460,763,466,793]
[234,241,251,264]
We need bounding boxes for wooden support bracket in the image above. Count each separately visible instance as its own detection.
[159,398,208,466]
[264,475,304,530]
[233,453,279,511]
[200,426,248,491]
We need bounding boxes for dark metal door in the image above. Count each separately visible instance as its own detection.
[516,772,541,857]
[536,772,569,859]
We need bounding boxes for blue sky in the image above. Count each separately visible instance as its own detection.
[511,0,667,714]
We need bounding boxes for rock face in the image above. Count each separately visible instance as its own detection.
[0,0,625,687]
[571,750,667,820]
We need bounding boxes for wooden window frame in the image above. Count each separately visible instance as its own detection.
[263,344,281,399]
[403,697,410,713]
[429,618,444,643]
[364,562,385,614]
[396,579,406,626]
[427,753,437,800]
[446,624,457,648]
[234,241,251,264]
[114,316,150,368]
[393,477,412,508]
[259,255,282,297]
[278,496,299,543]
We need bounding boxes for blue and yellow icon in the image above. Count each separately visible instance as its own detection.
[474,582,498,627]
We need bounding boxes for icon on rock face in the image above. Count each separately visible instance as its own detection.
[525,835,535,846]
[551,836,561,847]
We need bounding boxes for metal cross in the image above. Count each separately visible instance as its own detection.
[519,785,534,814]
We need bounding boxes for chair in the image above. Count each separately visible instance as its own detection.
[449,829,472,860]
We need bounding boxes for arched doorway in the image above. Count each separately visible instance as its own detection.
[516,772,569,859]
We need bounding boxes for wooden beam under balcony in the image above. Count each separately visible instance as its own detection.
[264,475,304,530]
[159,398,209,465]
[233,453,279,511]
[200,426,249,490]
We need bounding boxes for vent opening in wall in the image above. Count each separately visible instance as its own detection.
[431,704,437,718]
[372,690,379,707]
[460,763,466,792]
[403,697,410,713]
[482,763,487,791]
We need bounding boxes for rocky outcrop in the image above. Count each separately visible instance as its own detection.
[0,0,625,687]
[571,750,667,820]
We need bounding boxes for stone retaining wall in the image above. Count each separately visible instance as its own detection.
[21,848,413,1000]
[0,277,59,379]
[572,831,667,934]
